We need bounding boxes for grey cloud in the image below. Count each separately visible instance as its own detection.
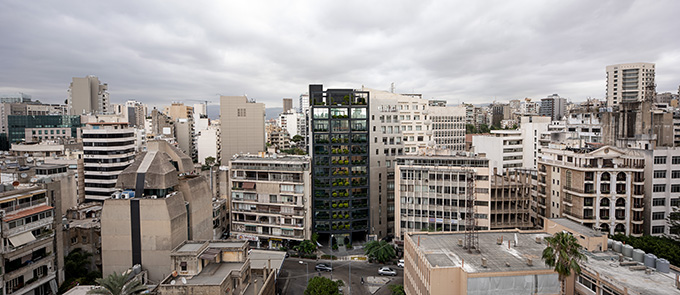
[0,0,679,109]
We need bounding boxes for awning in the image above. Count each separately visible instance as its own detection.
[199,248,220,260]
[242,182,255,189]
[9,231,36,247]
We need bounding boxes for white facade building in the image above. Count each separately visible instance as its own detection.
[606,62,656,107]
[197,123,220,165]
[82,122,136,201]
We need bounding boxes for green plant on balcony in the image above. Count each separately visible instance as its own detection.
[332,214,338,219]
[332,192,337,197]
[344,159,349,164]
[343,149,349,154]
[345,214,350,219]
[345,224,350,229]
[332,203,337,208]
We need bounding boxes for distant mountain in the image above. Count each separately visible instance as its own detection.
[206,106,284,121]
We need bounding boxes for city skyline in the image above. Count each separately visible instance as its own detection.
[1,1,679,108]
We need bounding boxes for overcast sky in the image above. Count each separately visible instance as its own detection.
[1,0,679,109]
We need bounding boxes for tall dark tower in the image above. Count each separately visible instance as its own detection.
[309,84,370,245]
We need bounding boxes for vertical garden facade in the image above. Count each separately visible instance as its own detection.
[309,84,370,244]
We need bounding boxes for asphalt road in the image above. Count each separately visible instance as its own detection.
[278,258,403,295]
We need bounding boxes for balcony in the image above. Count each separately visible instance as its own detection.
[3,217,54,238]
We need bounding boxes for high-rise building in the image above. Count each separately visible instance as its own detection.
[282,98,293,113]
[197,122,220,165]
[606,62,655,107]
[638,148,680,236]
[309,84,370,244]
[82,122,136,201]
[299,93,309,113]
[219,96,265,164]
[68,75,110,115]
[229,154,312,248]
[101,140,212,282]
[539,94,566,120]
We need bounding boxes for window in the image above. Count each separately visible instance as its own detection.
[180,261,187,271]
[652,226,665,234]
[654,170,667,178]
[654,156,667,164]
[673,156,680,164]
[671,198,680,207]
[652,198,666,206]
[237,108,247,117]
[672,184,680,193]
[652,212,665,220]
[653,184,666,192]
[672,170,680,179]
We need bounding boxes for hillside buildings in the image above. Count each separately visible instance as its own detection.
[68,75,110,115]
[219,96,265,164]
[228,154,311,248]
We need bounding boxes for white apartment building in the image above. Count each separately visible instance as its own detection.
[640,148,680,236]
[471,116,550,172]
[395,155,491,239]
[606,62,656,107]
[82,122,136,201]
[277,111,304,137]
[228,154,312,248]
[197,122,220,165]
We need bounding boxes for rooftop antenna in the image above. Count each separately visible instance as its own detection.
[390,82,395,93]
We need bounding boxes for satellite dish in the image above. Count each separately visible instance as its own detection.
[181,277,187,284]
[23,153,29,158]
[36,162,42,166]
[12,181,19,187]
[170,280,176,285]
[26,157,33,163]
[20,173,27,179]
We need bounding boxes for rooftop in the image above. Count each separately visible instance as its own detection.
[408,231,552,273]
[582,251,680,295]
[250,250,286,271]
[181,262,243,285]
[548,218,604,238]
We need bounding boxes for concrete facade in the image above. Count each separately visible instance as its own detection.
[219,96,265,165]
[606,62,655,107]
[68,76,110,115]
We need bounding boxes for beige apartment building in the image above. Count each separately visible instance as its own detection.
[403,218,612,295]
[606,62,655,107]
[101,140,212,282]
[220,96,265,164]
[537,145,645,236]
[68,75,110,115]
[229,154,311,249]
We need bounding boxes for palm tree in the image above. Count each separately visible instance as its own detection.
[87,272,147,295]
[541,231,587,295]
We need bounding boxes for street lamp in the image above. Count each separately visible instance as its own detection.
[330,234,334,280]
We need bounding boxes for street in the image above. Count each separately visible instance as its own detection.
[278,258,403,295]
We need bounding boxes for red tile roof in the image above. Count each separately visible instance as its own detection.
[5,205,53,221]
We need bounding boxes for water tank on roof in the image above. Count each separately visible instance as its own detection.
[613,241,623,253]
[132,264,142,275]
[633,249,645,263]
[607,239,613,249]
[644,253,657,268]
[623,245,633,257]
[656,258,670,273]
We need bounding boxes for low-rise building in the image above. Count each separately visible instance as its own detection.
[156,241,280,295]
[229,154,311,249]
[64,203,102,272]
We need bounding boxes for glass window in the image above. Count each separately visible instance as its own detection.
[313,108,328,119]
[654,170,667,178]
[654,156,667,164]
[351,108,366,119]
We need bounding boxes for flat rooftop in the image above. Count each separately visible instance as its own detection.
[410,231,552,273]
[250,250,286,271]
[549,218,604,238]
[582,251,680,295]
[69,218,100,229]
[182,262,242,285]
[175,242,205,253]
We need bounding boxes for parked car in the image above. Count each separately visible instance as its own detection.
[316,263,333,272]
[397,259,404,268]
[378,267,397,276]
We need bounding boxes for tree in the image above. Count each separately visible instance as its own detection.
[59,249,101,293]
[364,240,396,263]
[389,284,405,295]
[541,232,587,294]
[466,124,477,134]
[204,156,216,166]
[668,207,680,240]
[87,272,147,295]
[294,239,317,255]
[292,135,304,143]
[478,124,490,133]
[304,276,339,295]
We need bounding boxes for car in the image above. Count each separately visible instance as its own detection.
[316,263,333,272]
[397,259,404,268]
[378,267,397,276]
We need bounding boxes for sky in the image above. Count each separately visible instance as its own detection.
[1,0,679,110]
